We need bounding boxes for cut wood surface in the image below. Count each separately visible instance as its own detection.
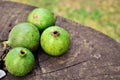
[0,1,120,80]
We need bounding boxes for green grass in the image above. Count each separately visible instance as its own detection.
[7,0,120,43]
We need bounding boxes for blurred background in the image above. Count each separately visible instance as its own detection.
[6,0,120,43]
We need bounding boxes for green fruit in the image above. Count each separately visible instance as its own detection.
[5,47,35,76]
[27,8,55,31]
[40,26,70,56]
[3,23,40,51]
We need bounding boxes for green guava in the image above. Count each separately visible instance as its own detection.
[27,8,55,31]
[5,47,35,76]
[40,26,70,56]
[3,23,40,51]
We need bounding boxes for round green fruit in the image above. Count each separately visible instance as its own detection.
[40,26,70,56]
[27,8,55,31]
[3,23,40,51]
[5,47,35,76]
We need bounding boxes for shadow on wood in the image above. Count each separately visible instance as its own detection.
[0,1,120,80]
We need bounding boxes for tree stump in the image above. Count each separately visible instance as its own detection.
[0,1,120,80]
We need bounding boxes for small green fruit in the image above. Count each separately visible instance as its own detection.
[40,26,70,56]
[3,23,40,51]
[27,8,55,31]
[5,47,35,76]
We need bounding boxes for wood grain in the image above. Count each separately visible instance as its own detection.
[0,1,120,80]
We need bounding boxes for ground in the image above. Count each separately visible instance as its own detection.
[5,0,120,43]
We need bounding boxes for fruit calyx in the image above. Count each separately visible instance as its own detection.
[51,30,60,37]
[19,49,26,57]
